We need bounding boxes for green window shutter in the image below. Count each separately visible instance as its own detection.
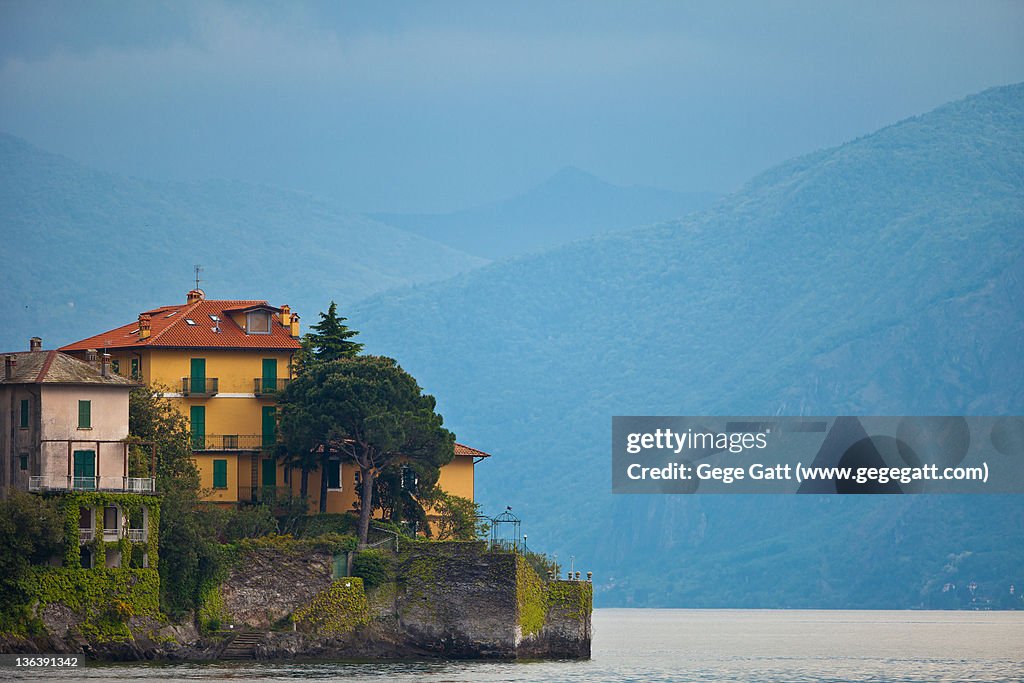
[190,406,206,450]
[262,407,276,448]
[190,358,206,394]
[20,399,29,428]
[262,358,277,392]
[19,454,28,470]
[111,359,120,374]
[213,459,228,488]
[261,458,277,487]
[131,358,140,380]
[73,450,96,490]
[78,400,91,429]
[327,461,340,489]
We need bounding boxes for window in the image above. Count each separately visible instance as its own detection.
[78,400,91,429]
[19,453,28,470]
[19,399,29,428]
[327,460,341,490]
[213,459,228,488]
[111,359,120,374]
[190,406,206,450]
[246,311,271,334]
[131,358,140,380]
[103,506,118,531]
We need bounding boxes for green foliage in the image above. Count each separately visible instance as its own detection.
[20,567,160,642]
[220,504,278,541]
[128,386,198,494]
[523,550,561,580]
[157,488,224,619]
[351,549,391,588]
[297,301,364,368]
[547,581,593,620]
[293,577,370,637]
[433,493,482,541]
[515,555,547,637]
[0,491,64,632]
[197,584,226,634]
[297,513,359,538]
[234,532,357,556]
[277,355,455,545]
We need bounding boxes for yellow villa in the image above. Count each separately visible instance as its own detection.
[60,289,486,516]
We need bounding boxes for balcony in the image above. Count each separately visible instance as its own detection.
[254,377,290,396]
[127,528,147,543]
[182,377,219,397]
[28,475,156,494]
[192,434,276,452]
[79,529,94,544]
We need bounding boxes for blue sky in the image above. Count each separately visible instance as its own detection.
[1,1,1022,212]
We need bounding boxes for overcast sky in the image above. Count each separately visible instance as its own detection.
[1,1,1022,212]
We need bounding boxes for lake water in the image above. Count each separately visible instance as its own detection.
[10,609,1024,682]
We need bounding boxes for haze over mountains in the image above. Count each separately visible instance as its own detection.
[3,80,1021,609]
[0,132,492,351]
[372,167,718,259]
[351,84,1024,607]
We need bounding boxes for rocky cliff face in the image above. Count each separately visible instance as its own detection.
[2,540,592,661]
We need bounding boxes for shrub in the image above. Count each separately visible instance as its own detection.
[351,549,391,588]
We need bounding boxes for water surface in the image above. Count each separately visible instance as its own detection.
[11,609,1024,682]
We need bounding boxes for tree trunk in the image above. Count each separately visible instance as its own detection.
[357,467,376,548]
[300,464,309,498]
[319,453,329,514]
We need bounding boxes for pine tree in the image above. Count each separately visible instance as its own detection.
[297,301,363,371]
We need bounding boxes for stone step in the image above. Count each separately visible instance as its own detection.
[220,632,264,660]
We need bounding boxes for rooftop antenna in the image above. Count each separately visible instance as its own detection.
[194,264,203,290]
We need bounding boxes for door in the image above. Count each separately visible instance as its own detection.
[261,458,277,488]
[262,358,277,392]
[190,406,206,450]
[190,358,206,394]
[262,407,276,448]
[73,450,96,490]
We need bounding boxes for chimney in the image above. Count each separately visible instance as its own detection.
[101,353,112,378]
[139,314,152,340]
[187,289,205,303]
[280,305,291,327]
[29,337,42,352]
[4,355,15,380]
[86,349,98,366]
[290,313,301,339]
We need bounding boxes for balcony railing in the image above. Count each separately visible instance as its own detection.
[28,475,156,494]
[127,528,146,543]
[191,434,277,452]
[103,527,119,541]
[254,377,290,396]
[79,529,94,544]
[125,477,156,493]
[182,377,219,396]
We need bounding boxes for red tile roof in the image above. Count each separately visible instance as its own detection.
[454,442,491,458]
[61,297,301,351]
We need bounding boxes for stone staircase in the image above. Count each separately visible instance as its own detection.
[220,631,263,660]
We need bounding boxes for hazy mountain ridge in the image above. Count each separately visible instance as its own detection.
[371,166,719,259]
[351,83,1024,607]
[0,133,487,350]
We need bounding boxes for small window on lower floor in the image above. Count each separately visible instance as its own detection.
[19,453,28,470]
